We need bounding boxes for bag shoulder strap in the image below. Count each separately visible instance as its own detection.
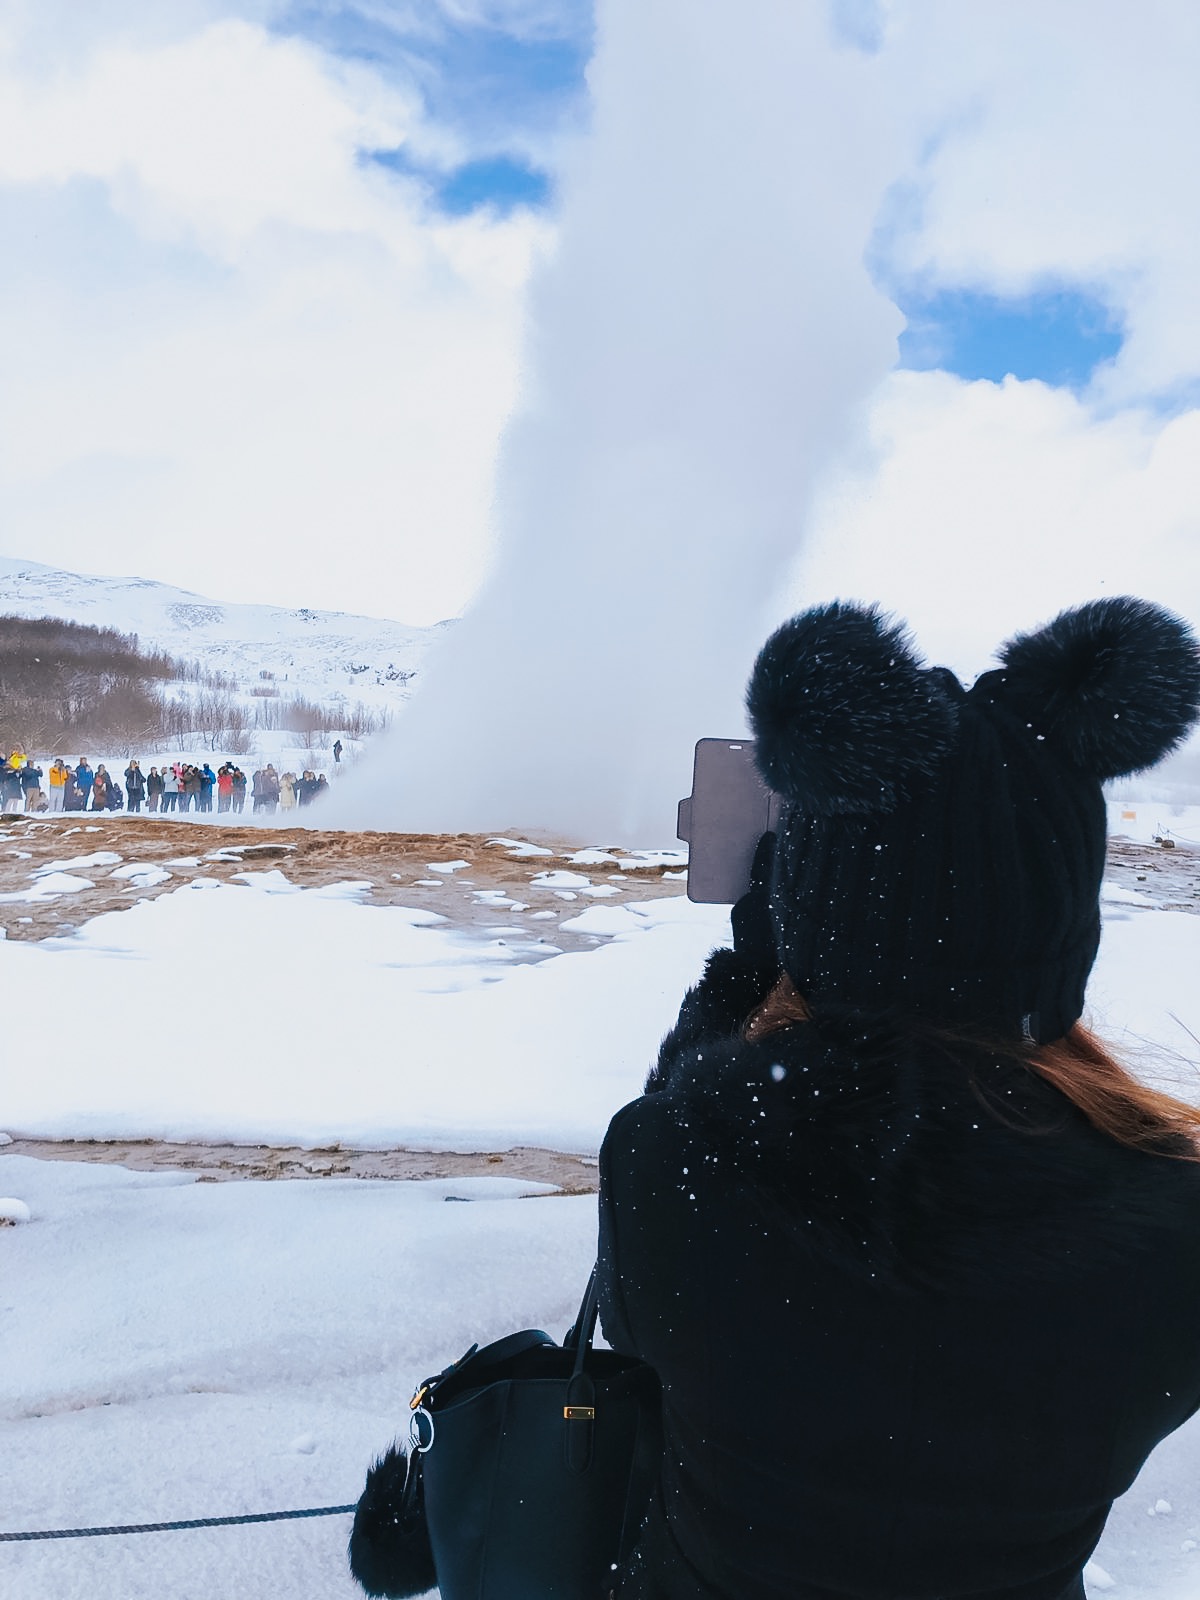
[563,1268,600,1377]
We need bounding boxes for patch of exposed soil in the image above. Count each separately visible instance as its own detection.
[1104,836,1200,911]
[2,1137,600,1192]
[0,814,686,953]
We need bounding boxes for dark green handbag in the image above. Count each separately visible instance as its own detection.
[350,1271,661,1600]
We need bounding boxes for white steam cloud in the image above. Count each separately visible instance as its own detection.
[332,2,906,841]
[332,1,1200,837]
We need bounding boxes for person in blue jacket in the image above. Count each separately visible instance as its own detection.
[74,759,94,808]
[199,762,216,812]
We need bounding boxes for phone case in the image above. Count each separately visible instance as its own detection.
[677,739,781,903]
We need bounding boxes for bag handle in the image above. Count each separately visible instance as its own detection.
[564,1267,600,1379]
[563,1268,602,1473]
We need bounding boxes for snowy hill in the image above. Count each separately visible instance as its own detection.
[0,555,446,720]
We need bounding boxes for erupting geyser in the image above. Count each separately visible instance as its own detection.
[332,1,906,842]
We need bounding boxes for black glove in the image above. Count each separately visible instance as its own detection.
[730,830,778,975]
[645,833,781,1094]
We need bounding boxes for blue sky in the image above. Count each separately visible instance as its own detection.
[276,0,591,215]
[895,285,1124,390]
[365,146,552,214]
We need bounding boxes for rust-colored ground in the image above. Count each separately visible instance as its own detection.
[0,812,686,952]
[1,1136,601,1192]
[1103,836,1200,912]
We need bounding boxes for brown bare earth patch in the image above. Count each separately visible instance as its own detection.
[0,813,686,951]
[1,1137,600,1192]
[1103,836,1200,911]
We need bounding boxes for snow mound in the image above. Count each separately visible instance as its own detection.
[110,864,172,887]
[5,872,96,900]
[37,852,122,874]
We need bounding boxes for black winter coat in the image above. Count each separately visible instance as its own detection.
[597,950,1200,1600]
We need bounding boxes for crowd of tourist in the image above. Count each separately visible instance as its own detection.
[0,751,331,817]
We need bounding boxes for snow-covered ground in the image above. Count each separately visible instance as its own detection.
[0,884,716,1150]
[2,877,1199,1598]
[0,1160,596,1600]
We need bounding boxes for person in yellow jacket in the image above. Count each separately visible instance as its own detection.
[48,758,68,812]
[9,749,25,770]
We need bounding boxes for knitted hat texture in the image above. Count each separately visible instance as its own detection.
[746,598,1200,1043]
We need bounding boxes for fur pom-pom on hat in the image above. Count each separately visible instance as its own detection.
[745,594,1200,1043]
[746,601,960,814]
[991,596,1200,780]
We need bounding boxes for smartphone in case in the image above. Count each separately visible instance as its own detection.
[677,738,782,904]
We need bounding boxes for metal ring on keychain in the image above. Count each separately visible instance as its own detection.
[409,1406,435,1454]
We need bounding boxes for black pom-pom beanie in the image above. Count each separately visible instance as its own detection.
[745,597,1200,1044]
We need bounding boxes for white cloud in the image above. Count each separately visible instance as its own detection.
[0,21,422,256]
[0,11,550,621]
[0,0,275,71]
[281,0,585,43]
[878,1,1200,403]
[432,0,587,34]
[789,2,1200,687]
[791,369,1200,679]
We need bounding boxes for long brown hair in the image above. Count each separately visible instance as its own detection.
[743,976,1200,1161]
[1026,1024,1200,1159]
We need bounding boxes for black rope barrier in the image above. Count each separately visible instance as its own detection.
[0,1503,356,1542]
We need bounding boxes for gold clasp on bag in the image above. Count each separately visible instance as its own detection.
[563,1405,595,1420]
